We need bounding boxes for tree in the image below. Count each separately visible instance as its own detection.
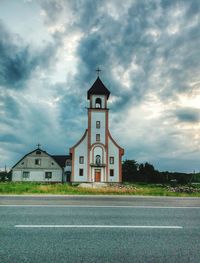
[0,171,11,182]
[138,162,159,183]
[122,160,139,182]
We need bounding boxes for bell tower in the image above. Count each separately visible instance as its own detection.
[70,74,124,183]
[87,76,110,182]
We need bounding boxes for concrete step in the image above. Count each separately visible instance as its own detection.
[78,182,109,188]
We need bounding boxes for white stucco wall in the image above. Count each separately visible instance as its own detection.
[12,171,22,181]
[73,131,88,182]
[12,170,62,182]
[91,111,106,145]
[108,137,120,182]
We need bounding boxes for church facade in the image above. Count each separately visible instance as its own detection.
[70,77,124,183]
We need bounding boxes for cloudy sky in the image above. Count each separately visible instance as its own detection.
[0,0,200,172]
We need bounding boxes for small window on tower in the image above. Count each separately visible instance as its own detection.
[96,134,100,142]
[96,121,100,129]
[110,157,114,164]
[79,156,84,164]
[95,98,102,108]
[79,169,84,176]
[110,169,114,177]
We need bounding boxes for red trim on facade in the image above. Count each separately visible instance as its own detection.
[106,110,109,181]
[87,109,91,181]
[90,142,106,149]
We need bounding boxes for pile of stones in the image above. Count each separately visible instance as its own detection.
[108,183,138,190]
[166,186,200,193]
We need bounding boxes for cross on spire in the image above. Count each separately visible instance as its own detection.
[37,143,41,149]
[96,67,101,77]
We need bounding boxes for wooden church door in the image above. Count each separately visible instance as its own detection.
[95,169,101,182]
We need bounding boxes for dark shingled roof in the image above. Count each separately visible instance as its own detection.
[51,155,71,168]
[87,77,110,99]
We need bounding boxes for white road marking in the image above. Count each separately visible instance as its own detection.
[14,225,183,229]
[0,205,200,209]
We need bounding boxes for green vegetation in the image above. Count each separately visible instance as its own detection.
[122,160,199,184]
[0,182,200,197]
[0,171,11,182]
[0,159,199,196]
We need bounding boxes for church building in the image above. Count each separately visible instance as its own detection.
[70,76,124,183]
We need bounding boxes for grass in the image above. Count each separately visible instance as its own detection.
[0,182,200,196]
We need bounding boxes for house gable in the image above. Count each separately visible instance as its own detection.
[12,149,62,170]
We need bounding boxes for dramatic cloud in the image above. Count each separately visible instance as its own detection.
[175,108,200,123]
[0,21,33,89]
[0,0,200,172]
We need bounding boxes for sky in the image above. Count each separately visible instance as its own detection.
[0,0,200,173]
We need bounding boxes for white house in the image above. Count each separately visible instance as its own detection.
[70,76,124,183]
[12,147,71,183]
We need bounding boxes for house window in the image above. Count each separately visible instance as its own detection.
[79,156,84,164]
[96,134,100,142]
[110,157,114,164]
[96,121,100,129]
[36,150,41,155]
[110,169,114,177]
[22,171,30,178]
[79,169,84,176]
[45,172,52,179]
[35,159,41,165]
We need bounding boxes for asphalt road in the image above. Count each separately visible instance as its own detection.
[1,195,200,207]
[0,196,200,263]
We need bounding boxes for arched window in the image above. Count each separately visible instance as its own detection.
[96,155,101,165]
[95,98,102,108]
